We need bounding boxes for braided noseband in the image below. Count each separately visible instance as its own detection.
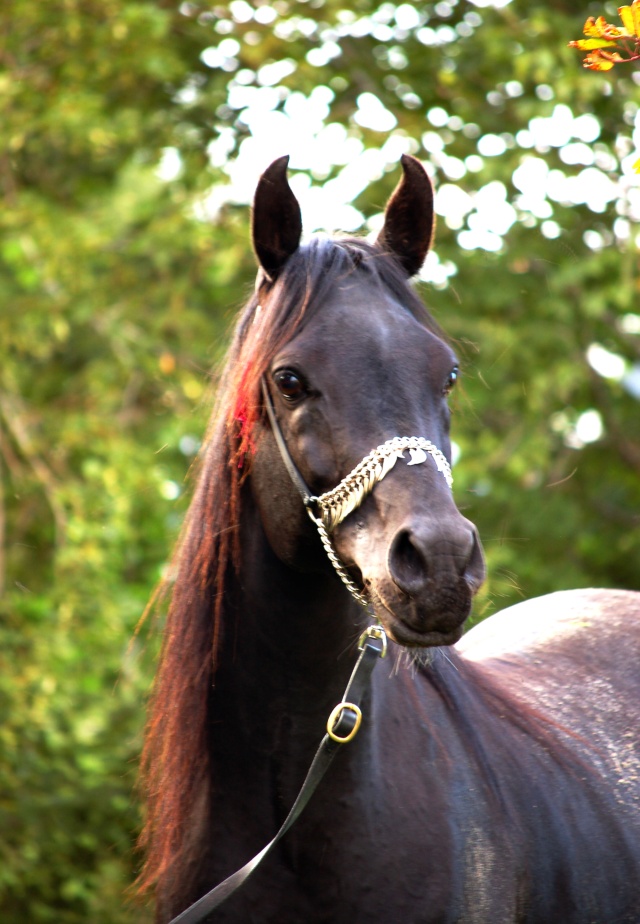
[261,381,453,608]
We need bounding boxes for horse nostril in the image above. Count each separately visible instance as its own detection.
[388,522,485,598]
[464,529,486,592]
[389,529,429,597]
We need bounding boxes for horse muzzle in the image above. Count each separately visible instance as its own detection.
[361,515,486,647]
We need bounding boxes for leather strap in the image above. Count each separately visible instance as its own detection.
[261,378,316,508]
[167,629,386,924]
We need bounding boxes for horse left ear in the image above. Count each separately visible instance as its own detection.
[252,155,303,283]
[376,154,435,277]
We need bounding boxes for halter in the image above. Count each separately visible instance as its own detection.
[261,380,453,607]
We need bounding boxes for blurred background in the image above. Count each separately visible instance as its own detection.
[1,0,639,920]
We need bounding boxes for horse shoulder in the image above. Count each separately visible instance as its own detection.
[455,588,640,808]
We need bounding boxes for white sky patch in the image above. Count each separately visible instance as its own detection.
[465,154,484,173]
[422,130,445,154]
[395,3,423,29]
[529,104,574,150]
[468,0,512,8]
[354,92,398,132]
[623,364,640,399]
[552,408,605,448]
[573,409,604,446]
[619,313,640,334]
[229,0,253,23]
[512,157,552,218]
[160,480,181,500]
[156,147,183,181]
[438,154,467,180]
[201,39,240,71]
[435,184,473,228]
[546,166,619,212]
[427,106,449,128]
[560,142,595,167]
[419,250,458,288]
[586,343,627,380]
[256,59,296,87]
[477,133,507,157]
[471,181,517,235]
[541,220,561,239]
[572,113,601,143]
[307,41,342,67]
[458,228,503,251]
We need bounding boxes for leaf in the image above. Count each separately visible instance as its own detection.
[583,16,605,36]
[583,52,618,70]
[568,38,619,50]
[591,15,626,38]
[618,5,635,33]
[618,2,640,36]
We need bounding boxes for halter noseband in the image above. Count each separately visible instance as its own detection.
[261,380,453,607]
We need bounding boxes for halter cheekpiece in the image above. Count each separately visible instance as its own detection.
[262,380,453,607]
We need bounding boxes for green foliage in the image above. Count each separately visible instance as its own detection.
[1,0,639,919]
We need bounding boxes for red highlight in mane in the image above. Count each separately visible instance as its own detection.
[136,238,415,912]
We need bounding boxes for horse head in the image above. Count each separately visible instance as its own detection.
[248,155,485,648]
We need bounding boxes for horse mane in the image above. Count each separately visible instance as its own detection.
[136,237,438,903]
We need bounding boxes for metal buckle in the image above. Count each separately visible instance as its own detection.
[326,702,363,743]
[358,624,388,658]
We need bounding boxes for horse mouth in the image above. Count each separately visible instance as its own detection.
[368,582,472,648]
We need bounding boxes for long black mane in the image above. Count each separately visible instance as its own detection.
[137,236,441,898]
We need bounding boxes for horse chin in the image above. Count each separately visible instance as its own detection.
[369,581,473,649]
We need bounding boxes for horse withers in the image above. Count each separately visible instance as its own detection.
[139,155,640,923]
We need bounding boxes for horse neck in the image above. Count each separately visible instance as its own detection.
[212,486,363,767]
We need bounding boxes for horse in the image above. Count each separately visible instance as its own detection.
[138,154,640,923]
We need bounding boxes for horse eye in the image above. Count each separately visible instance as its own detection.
[444,366,458,396]
[274,369,306,401]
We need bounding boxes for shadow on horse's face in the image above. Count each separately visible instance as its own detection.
[265,270,486,647]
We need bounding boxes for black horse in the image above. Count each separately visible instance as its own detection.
[139,155,640,923]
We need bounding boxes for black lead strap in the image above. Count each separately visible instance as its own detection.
[167,628,386,924]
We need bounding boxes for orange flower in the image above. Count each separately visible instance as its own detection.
[582,15,626,39]
[569,3,640,68]
[582,49,621,70]
[618,1,640,38]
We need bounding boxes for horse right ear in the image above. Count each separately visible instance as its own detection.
[252,155,303,283]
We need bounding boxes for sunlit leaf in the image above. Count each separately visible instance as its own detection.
[592,15,626,37]
[583,51,619,70]
[617,1,640,36]
[618,5,635,33]
[583,16,603,36]
[568,38,619,50]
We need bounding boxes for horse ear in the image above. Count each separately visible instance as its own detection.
[376,154,435,277]
[252,155,302,282]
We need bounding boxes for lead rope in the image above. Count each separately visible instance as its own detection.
[167,387,454,922]
[167,626,387,924]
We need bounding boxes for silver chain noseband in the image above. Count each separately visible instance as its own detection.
[261,381,453,608]
[305,437,453,607]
